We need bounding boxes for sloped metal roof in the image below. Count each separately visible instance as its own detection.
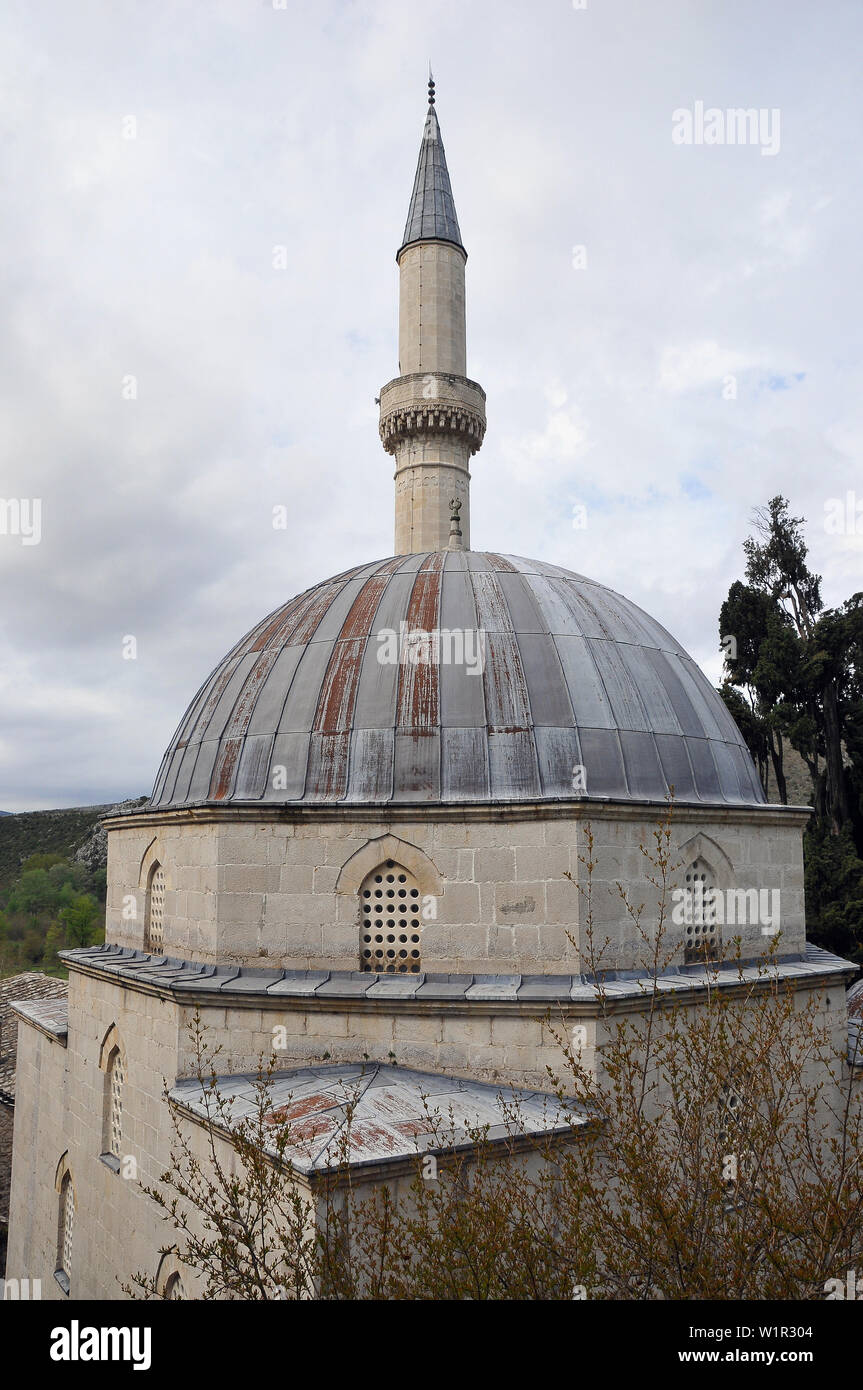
[169,1062,583,1173]
[149,552,766,810]
[400,102,464,255]
[61,944,856,1003]
[0,972,68,1098]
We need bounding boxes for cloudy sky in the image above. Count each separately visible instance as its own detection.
[1,0,861,811]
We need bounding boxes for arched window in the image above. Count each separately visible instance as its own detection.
[683,856,721,964]
[359,859,422,973]
[144,861,165,953]
[57,1174,75,1292]
[155,1251,188,1300]
[718,1083,743,1146]
[98,1025,127,1172]
[104,1047,125,1160]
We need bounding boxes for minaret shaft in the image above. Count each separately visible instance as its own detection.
[380,83,485,554]
[398,242,466,376]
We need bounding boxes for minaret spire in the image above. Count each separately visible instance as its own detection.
[400,77,464,260]
[378,79,486,554]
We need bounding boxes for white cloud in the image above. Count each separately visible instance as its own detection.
[658,340,763,393]
[0,0,861,810]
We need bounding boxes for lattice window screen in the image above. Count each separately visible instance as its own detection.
[683,857,721,964]
[60,1177,75,1277]
[109,1050,125,1158]
[360,860,422,974]
[145,864,166,953]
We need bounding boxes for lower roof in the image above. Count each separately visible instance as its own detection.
[169,1062,583,1174]
[59,942,856,1005]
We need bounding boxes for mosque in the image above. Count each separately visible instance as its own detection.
[7,81,857,1300]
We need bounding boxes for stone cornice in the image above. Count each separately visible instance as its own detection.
[101,798,812,833]
[380,400,486,455]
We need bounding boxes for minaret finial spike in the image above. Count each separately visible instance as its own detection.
[428,66,435,105]
[448,497,463,550]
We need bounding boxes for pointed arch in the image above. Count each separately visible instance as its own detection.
[676,831,734,887]
[54,1149,74,1195]
[98,1025,127,1163]
[144,860,167,954]
[138,836,162,888]
[54,1152,76,1293]
[137,837,171,953]
[336,834,443,898]
[98,1022,127,1073]
[155,1250,189,1300]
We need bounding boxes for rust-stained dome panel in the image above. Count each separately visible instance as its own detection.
[149,553,767,809]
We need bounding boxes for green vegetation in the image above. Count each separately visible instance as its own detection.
[0,852,106,978]
[0,804,112,895]
[720,496,863,963]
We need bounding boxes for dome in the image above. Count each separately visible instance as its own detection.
[150,552,766,810]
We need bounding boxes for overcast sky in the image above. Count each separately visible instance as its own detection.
[1,0,861,812]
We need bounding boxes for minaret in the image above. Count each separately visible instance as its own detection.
[379,75,486,553]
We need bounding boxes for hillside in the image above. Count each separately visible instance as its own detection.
[0,801,146,893]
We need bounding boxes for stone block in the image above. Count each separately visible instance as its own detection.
[441,1015,491,1047]
[474,846,515,883]
[440,881,480,924]
[494,882,543,925]
[313,865,340,894]
[279,864,315,894]
[216,892,263,928]
[545,878,579,927]
[505,821,546,848]
[393,1014,442,1046]
[491,1017,543,1049]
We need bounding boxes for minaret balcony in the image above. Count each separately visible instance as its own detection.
[378,371,486,456]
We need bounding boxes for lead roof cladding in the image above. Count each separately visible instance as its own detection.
[150,552,766,809]
[400,101,464,255]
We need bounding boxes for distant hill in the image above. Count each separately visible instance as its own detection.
[0,800,146,893]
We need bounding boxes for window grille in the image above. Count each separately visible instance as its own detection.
[59,1176,74,1280]
[360,860,422,973]
[145,863,165,953]
[683,857,721,963]
[109,1050,125,1158]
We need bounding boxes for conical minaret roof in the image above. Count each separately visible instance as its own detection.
[399,76,464,257]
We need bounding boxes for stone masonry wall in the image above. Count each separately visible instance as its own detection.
[104,805,808,975]
[6,961,852,1299]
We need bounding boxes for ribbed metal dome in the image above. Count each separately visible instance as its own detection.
[150,552,766,809]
